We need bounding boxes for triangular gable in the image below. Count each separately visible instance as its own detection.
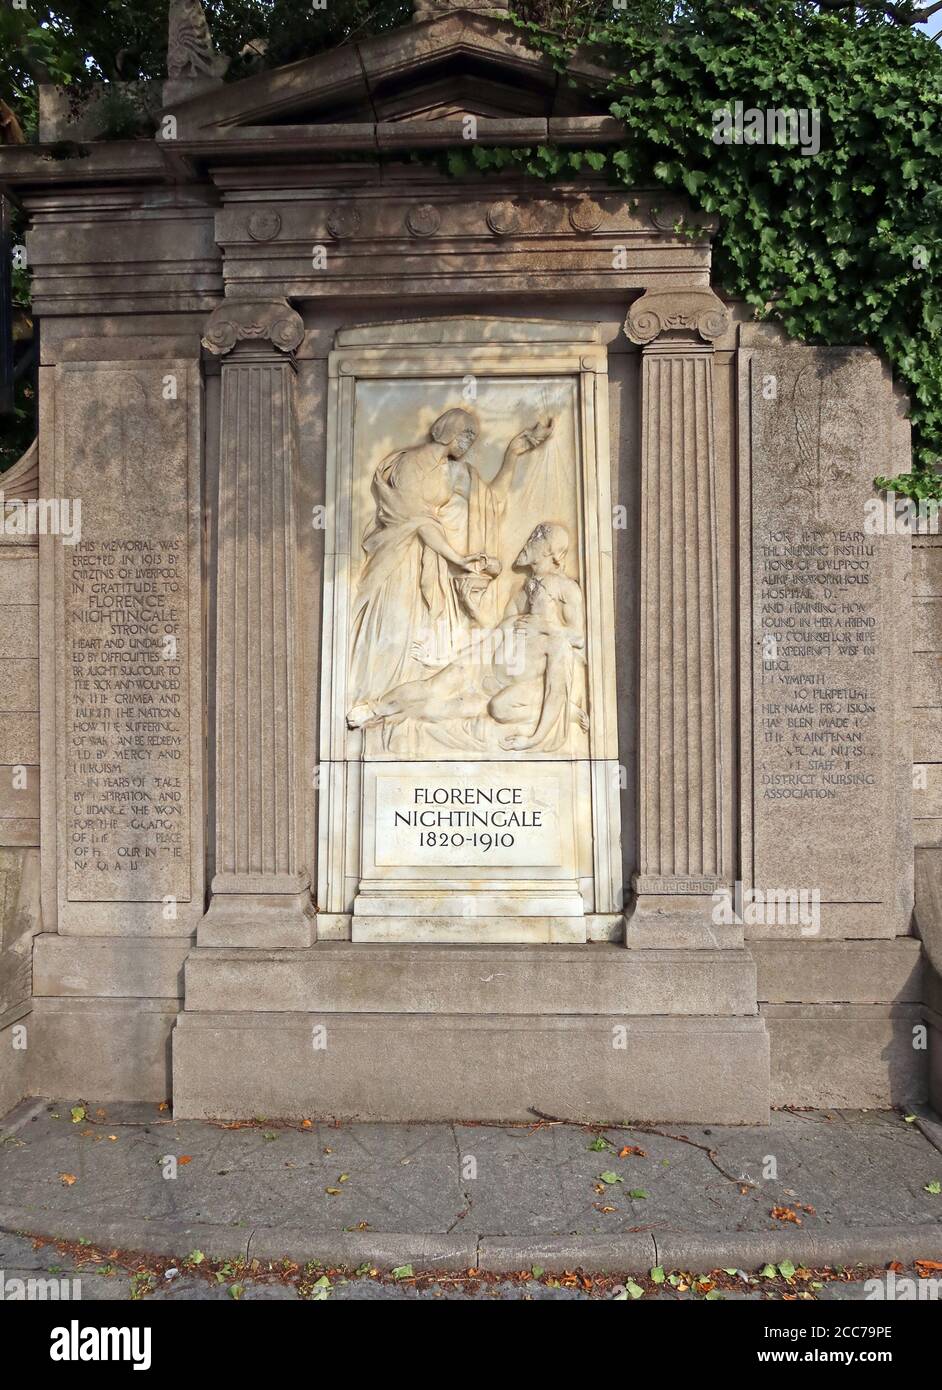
[167,11,612,139]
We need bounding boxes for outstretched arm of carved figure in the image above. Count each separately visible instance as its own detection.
[489,417,555,503]
[415,522,485,571]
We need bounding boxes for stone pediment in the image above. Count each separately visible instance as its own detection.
[165,11,614,149]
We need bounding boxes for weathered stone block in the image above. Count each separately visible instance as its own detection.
[182,942,758,1017]
[30,998,177,1101]
[173,1012,771,1123]
[33,935,189,999]
[763,1002,926,1108]
[753,939,922,1004]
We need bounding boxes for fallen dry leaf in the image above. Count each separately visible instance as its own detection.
[771,1206,802,1225]
[178,1155,193,1166]
[59,1173,77,1187]
[618,1145,647,1158]
[158,1101,169,1112]
[916,1259,942,1276]
[301,1120,312,1129]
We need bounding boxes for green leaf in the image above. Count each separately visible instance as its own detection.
[760,1264,777,1279]
[626,1280,644,1299]
[188,1250,205,1265]
[70,1105,86,1124]
[778,1259,796,1280]
[925,1180,941,1195]
[599,1171,623,1184]
[391,1264,414,1279]
[628,1189,649,1199]
[650,1265,665,1283]
[531,1265,545,1279]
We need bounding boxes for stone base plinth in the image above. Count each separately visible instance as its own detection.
[173,941,768,1122]
[173,1011,770,1123]
[182,943,758,1016]
[350,916,586,944]
[199,892,315,948]
[626,895,744,948]
[764,1002,926,1109]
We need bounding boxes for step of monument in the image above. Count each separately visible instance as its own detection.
[171,1011,771,1124]
[182,942,758,1017]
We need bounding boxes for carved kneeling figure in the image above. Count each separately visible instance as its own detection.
[346,522,589,752]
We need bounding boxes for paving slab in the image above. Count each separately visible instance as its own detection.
[1,1099,942,1282]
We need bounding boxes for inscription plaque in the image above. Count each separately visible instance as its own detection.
[745,347,910,927]
[51,362,203,932]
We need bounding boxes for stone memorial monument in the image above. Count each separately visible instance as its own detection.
[0,0,935,1124]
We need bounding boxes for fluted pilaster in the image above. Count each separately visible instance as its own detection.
[200,299,313,946]
[625,288,732,941]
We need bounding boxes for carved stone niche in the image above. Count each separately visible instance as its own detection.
[319,317,623,943]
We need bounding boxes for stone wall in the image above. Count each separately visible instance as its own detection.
[0,441,41,1114]
[913,530,942,1111]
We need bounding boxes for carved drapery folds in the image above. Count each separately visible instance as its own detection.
[167,0,229,81]
[200,298,313,947]
[164,0,230,106]
[628,287,731,923]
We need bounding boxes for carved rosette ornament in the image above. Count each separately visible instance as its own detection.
[247,210,282,242]
[201,300,305,357]
[648,200,688,233]
[486,200,522,235]
[624,288,730,346]
[326,205,362,240]
[569,198,603,234]
[406,203,441,237]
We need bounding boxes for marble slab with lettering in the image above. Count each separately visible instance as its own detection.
[319,319,623,937]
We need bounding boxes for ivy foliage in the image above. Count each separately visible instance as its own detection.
[452,0,942,494]
[2,1,941,491]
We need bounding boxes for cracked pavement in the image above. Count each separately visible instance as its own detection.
[1,1099,941,1288]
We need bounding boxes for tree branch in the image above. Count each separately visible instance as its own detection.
[817,0,942,23]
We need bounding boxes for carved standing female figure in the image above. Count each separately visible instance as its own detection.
[348,408,553,747]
